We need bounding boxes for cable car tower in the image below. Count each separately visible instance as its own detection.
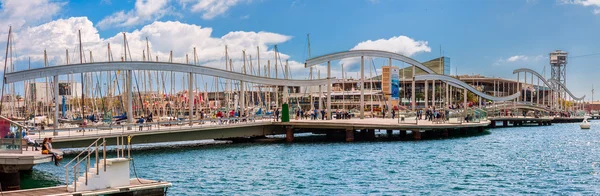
[550,50,568,110]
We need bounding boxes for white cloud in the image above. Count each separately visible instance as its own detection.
[507,55,528,62]
[2,17,304,79]
[0,0,64,33]
[561,0,600,14]
[339,35,431,68]
[97,0,169,29]
[495,54,544,65]
[562,0,600,6]
[178,0,249,20]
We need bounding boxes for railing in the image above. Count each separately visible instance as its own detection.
[35,116,272,139]
[64,135,130,192]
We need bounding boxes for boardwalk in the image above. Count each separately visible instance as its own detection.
[33,116,493,148]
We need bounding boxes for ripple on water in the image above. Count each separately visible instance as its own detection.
[23,121,600,194]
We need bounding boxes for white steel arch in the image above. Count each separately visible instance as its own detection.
[4,61,332,86]
[305,50,436,74]
[513,68,584,101]
[415,74,521,102]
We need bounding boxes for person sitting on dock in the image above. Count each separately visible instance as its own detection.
[24,132,39,151]
[41,138,60,166]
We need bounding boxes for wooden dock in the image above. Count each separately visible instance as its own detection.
[488,117,553,127]
[0,150,53,170]
[552,117,584,123]
[273,118,491,142]
[2,178,171,196]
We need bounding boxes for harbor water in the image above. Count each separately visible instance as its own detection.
[26,121,600,195]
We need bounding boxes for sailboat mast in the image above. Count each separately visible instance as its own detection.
[79,30,85,120]
[0,26,11,116]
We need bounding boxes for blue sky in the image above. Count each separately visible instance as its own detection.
[0,0,599,98]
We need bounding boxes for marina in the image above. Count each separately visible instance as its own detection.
[1,1,599,195]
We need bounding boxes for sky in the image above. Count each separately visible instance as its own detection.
[0,0,599,99]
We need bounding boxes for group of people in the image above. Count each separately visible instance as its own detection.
[334,109,352,120]
[417,107,448,122]
[4,130,39,150]
[273,108,329,121]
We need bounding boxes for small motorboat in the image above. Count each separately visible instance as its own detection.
[580,117,591,129]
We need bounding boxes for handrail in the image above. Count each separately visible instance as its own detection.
[64,137,103,167]
[36,116,271,137]
[0,115,29,129]
[65,137,113,192]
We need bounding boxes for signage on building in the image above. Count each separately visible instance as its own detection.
[390,67,400,100]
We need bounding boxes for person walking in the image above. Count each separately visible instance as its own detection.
[275,108,280,122]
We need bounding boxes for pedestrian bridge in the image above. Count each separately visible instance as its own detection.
[484,102,553,113]
[5,61,332,86]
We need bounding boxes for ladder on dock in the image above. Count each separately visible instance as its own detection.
[64,135,131,192]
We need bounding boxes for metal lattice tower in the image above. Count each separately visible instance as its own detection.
[550,50,568,109]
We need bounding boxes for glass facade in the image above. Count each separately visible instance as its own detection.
[443,57,451,75]
[398,56,452,76]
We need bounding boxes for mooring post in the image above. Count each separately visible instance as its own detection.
[346,128,354,142]
[285,126,294,143]
[413,130,422,140]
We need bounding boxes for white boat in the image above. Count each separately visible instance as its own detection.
[580,117,591,129]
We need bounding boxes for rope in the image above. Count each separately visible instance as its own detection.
[130,158,145,184]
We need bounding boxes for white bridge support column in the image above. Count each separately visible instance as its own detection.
[241,80,245,115]
[463,88,468,117]
[537,78,540,105]
[424,80,428,109]
[493,80,497,108]
[318,70,322,111]
[53,75,59,132]
[126,70,133,130]
[515,72,519,109]
[517,72,520,102]
[530,73,534,103]
[188,72,193,126]
[445,82,449,109]
[327,61,332,120]
[432,80,436,109]
[411,65,416,111]
[360,56,364,119]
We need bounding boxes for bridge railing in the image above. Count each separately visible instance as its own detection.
[35,116,273,139]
